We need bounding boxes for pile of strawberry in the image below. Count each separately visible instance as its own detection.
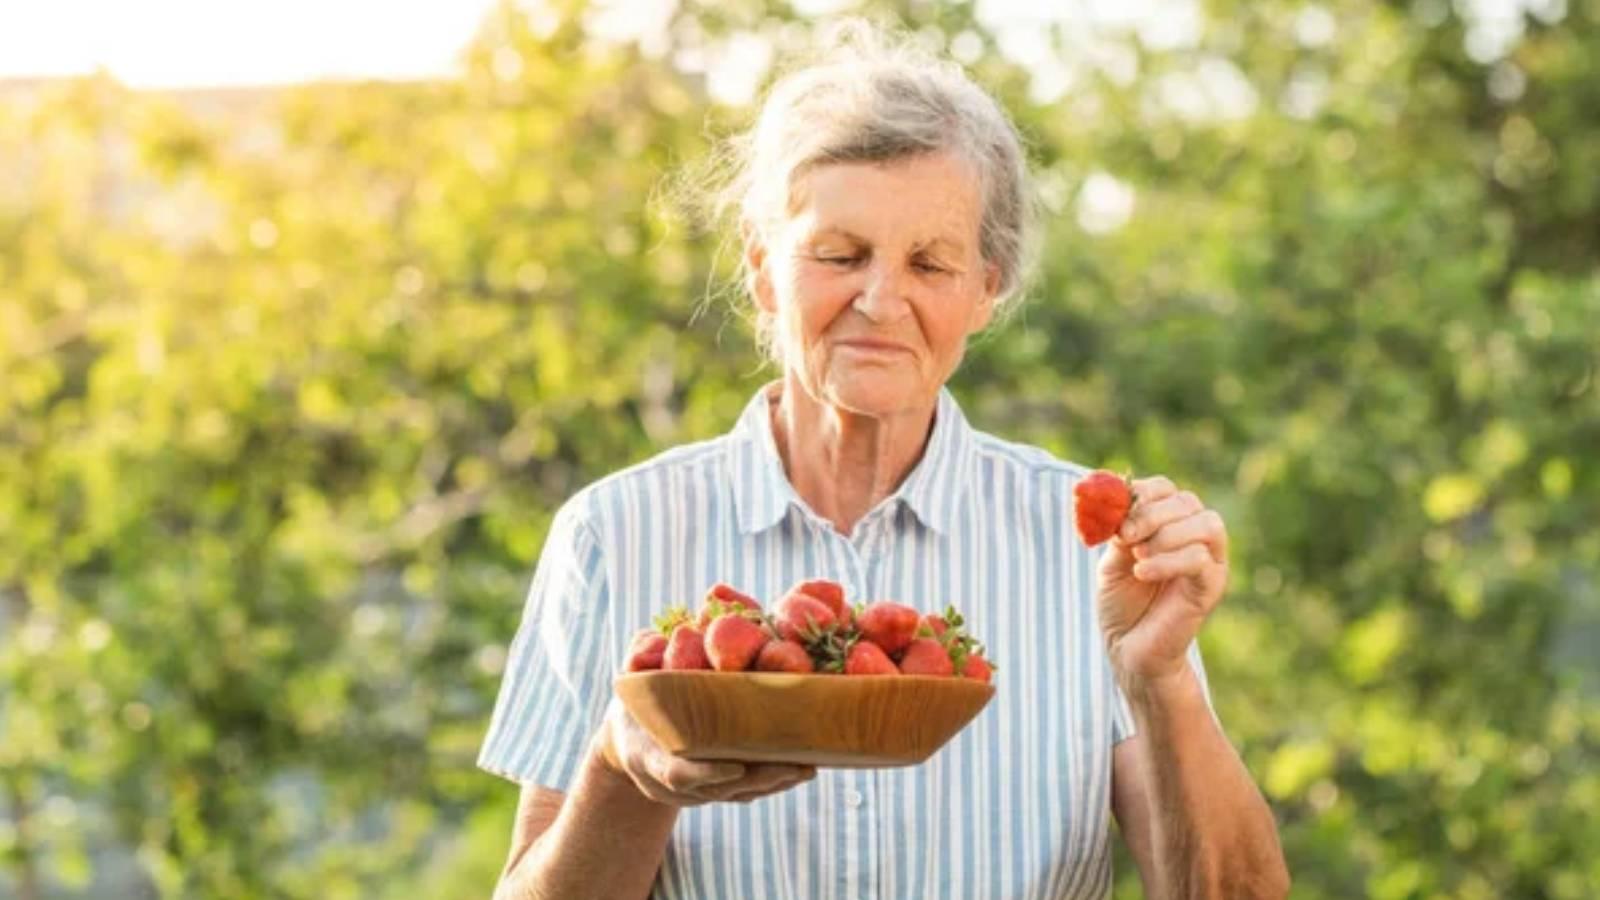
[624,580,993,683]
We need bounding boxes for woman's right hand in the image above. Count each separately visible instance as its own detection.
[594,697,816,807]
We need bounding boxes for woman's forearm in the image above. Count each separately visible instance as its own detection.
[494,748,679,900]
[1124,667,1290,900]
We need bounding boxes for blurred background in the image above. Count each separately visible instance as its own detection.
[2,0,1597,897]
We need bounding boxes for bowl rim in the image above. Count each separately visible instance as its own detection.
[615,669,996,691]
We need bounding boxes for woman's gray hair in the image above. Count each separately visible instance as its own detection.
[682,19,1039,359]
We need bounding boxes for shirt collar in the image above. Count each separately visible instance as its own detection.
[728,382,976,537]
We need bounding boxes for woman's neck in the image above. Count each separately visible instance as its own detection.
[767,371,937,538]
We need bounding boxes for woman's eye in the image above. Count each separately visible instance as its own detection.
[913,259,948,274]
[816,255,861,266]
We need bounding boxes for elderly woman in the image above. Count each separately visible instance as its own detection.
[479,24,1289,900]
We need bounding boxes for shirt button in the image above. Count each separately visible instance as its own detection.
[844,788,864,809]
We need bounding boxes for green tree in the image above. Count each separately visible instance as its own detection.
[1,0,1596,897]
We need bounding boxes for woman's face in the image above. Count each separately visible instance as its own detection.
[748,151,1000,419]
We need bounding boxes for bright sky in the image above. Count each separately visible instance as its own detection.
[0,0,493,87]
[0,0,1543,91]
[0,0,1209,89]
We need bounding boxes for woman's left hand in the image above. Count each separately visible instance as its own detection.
[1094,475,1230,688]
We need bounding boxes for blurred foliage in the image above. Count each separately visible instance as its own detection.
[1,0,1598,897]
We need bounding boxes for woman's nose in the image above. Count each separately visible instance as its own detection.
[852,263,912,323]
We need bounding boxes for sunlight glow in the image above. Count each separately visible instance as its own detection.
[0,0,494,87]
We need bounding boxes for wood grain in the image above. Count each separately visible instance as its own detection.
[614,671,995,768]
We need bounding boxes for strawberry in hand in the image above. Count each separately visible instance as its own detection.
[1073,470,1136,547]
[1092,475,1229,686]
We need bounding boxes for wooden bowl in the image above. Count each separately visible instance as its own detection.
[613,671,996,768]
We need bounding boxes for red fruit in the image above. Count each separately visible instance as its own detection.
[844,640,898,675]
[704,614,768,672]
[625,630,668,671]
[920,614,949,638]
[695,583,762,628]
[856,601,922,656]
[709,582,761,610]
[1074,469,1135,547]
[754,639,814,673]
[663,626,711,670]
[771,593,837,643]
[960,654,993,683]
[794,579,850,626]
[898,638,955,676]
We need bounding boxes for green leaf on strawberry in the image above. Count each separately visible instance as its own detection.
[652,604,691,636]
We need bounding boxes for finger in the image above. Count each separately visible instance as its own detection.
[1131,542,1215,583]
[653,755,745,796]
[702,763,814,800]
[1129,475,1177,506]
[713,765,817,803]
[631,775,700,807]
[1138,509,1228,565]
[617,750,697,806]
[606,704,743,806]
[1119,489,1203,545]
[1097,534,1144,588]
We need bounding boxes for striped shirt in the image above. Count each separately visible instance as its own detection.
[479,382,1210,899]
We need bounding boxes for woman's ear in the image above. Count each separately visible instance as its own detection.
[742,222,777,315]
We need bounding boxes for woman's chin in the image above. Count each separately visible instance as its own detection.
[820,370,926,417]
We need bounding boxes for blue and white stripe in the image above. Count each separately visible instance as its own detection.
[479,383,1208,899]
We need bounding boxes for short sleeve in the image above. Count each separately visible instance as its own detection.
[478,500,614,789]
[1110,640,1214,745]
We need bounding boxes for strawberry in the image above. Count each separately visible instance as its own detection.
[625,629,668,671]
[694,583,762,628]
[1073,469,1136,547]
[960,654,994,683]
[794,579,851,627]
[754,638,814,673]
[856,601,922,656]
[898,637,955,676]
[771,592,838,643]
[922,605,992,680]
[663,625,711,670]
[844,640,898,675]
[704,614,768,672]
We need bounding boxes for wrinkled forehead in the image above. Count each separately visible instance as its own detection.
[782,153,985,250]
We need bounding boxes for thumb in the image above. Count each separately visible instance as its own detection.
[1098,536,1138,581]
